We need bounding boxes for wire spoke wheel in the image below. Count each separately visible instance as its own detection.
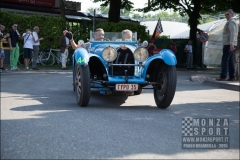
[75,64,91,107]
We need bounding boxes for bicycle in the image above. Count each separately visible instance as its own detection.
[40,44,71,66]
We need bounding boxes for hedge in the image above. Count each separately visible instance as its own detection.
[1,11,149,51]
[1,11,66,50]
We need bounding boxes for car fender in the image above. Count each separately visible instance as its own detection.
[146,49,176,66]
[142,49,177,78]
[157,49,177,66]
[88,54,110,76]
[74,48,90,65]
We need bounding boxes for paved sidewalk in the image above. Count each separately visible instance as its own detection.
[188,68,240,92]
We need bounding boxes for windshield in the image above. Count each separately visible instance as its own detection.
[90,31,137,42]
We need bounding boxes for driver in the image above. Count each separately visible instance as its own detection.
[66,28,105,50]
[93,28,105,41]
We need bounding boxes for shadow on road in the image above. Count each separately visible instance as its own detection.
[1,71,239,159]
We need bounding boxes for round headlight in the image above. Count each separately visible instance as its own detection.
[133,47,149,62]
[102,46,117,62]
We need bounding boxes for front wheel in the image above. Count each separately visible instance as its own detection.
[74,64,91,107]
[40,52,55,66]
[153,65,177,109]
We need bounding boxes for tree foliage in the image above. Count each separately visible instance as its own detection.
[87,6,109,14]
[1,11,66,50]
[137,0,239,41]
[92,0,134,22]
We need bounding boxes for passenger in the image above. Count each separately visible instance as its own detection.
[115,29,132,41]
[121,29,132,41]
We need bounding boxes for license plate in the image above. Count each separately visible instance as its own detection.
[115,84,138,91]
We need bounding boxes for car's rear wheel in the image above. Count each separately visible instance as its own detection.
[153,65,177,109]
[75,64,91,107]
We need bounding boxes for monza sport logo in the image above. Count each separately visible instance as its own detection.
[182,117,229,149]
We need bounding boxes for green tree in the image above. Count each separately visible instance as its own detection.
[100,6,110,14]
[87,7,99,14]
[87,6,109,14]
[137,0,240,41]
[120,8,131,17]
[92,0,134,22]
[132,13,142,19]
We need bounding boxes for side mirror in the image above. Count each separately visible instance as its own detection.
[142,40,148,47]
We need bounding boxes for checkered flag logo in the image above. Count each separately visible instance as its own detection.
[182,117,193,136]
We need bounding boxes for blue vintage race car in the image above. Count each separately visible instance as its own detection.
[72,32,177,108]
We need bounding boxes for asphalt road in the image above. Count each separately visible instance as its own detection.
[1,69,239,159]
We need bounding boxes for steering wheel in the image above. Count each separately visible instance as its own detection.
[103,38,110,41]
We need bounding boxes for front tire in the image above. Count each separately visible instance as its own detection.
[75,64,91,107]
[153,65,177,109]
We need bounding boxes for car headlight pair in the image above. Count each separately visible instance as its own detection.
[102,46,149,62]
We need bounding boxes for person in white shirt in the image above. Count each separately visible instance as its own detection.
[22,27,34,70]
[32,26,43,70]
[184,40,193,69]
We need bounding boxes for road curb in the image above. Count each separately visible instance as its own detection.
[190,75,240,92]
[203,80,240,91]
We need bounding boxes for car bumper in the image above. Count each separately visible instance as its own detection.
[108,76,146,84]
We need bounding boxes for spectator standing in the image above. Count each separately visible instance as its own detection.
[170,41,177,54]
[22,27,33,70]
[59,29,70,70]
[216,9,239,81]
[0,24,9,71]
[32,26,43,70]
[8,23,21,70]
[184,40,193,69]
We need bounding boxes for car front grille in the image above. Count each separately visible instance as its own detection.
[112,48,135,76]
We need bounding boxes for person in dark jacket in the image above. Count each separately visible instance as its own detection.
[59,29,70,70]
